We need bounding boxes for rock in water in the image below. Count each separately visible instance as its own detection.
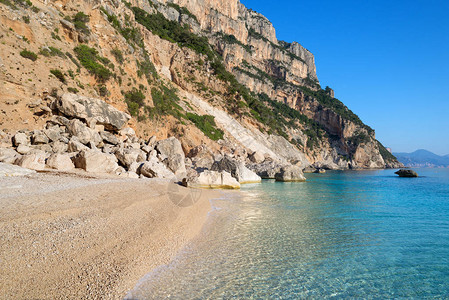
[57,93,131,131]
[182,170,240,189]
[395,169,418,177]
[275,165,306,182]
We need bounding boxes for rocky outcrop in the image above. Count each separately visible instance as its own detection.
[275,165,306,182]
[57,93,131,131]
[156,137,187,178]
[211,156,261,184]
[395,169,418,177]
[182,170,240,189]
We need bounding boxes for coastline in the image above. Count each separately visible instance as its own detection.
[0,171,218,299]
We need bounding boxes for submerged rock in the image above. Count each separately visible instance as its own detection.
[395,169,418,177]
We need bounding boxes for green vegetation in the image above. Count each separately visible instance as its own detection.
[298,86,373,133]
[98,85,108,97]
[166,3,198,23]
[101,7,143,48]
[186,113,224,141]
[0,0,36,10]
[72,12,90,35]
[215,32,252,53]
[20,49,37,61]
[147,86,184,119]
[136,57,157,82]
[67,87,79,93]
[74,45,112,82]
[22,15,30,23]
[111,48,124,64]
[132,7,215,60]
[377,140,398,162]
[50,69,66,83]
[124,88,145,116]
[40,46,66,58]
[348,131,371,146]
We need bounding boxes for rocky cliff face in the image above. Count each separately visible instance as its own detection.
[0,0,402,169]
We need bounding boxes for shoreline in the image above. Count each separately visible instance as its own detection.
[0,171,219,299]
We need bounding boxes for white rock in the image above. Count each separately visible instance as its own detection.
[16,145,32,155]
[46,154,75,171]
[0,148,21,164]
[0,162,36,177]
[13,132,30,146]
[15,153,47,170]
[140,157,175,179]
[73,150,118,173]
[182,170,240,189]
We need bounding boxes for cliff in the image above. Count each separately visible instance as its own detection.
[0,0,402,169]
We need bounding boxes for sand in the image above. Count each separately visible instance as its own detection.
[0,171,218,299]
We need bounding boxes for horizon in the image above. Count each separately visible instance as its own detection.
[240,0,449,156]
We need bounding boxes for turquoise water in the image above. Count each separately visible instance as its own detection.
[127,169,449,299]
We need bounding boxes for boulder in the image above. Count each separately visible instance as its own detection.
[57,93,131,131]
[115,148,145,168]
[395,169,418,177]
[275,165,306,182]
[44,126,62,142]
[31,131,49,145]
[99,131,119,145]
[46,153,75,171]
[248,160,283,179]
[188,145,215,171]
[67,119,102,146]
[182,170,240,189]
[16,145,32,155]
[249,151,265,164]
[13,132,30,147]
[140,157,175,179]
[15,152,47,171]
[52,141,68,153]
[73,150,118,173]
[0,162,36,177]
[0,148,21,164]
[211,156,261,184]
[156,137,187,178]
[120,127,136,137]
[67,138,89,152]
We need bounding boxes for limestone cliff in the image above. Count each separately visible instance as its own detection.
[0,0,402,169]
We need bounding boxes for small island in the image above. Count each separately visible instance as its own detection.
[395,169,419,177]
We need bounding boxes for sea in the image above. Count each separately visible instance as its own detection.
[126,168,449,299]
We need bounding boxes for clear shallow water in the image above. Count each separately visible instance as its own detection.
[127,169,449,299]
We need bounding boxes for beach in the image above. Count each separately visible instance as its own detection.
[0,171,217,299]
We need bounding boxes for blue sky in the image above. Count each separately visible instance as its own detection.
[240,0,449,155]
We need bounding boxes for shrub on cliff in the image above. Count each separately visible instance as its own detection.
[20,49,37,61]
[74,45,112,82]
[186,113,224,141]
[50,69,66,83]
